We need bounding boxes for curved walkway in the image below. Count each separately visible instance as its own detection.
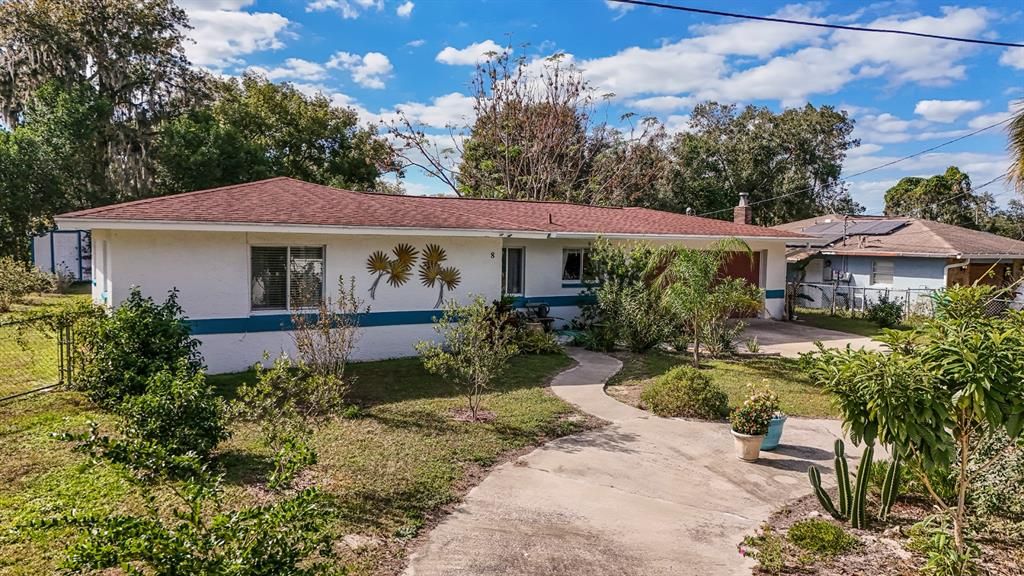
[404,349,858,576]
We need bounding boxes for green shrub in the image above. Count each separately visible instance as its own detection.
[0,255,52,311]
[908,518,981,576]
[515,328,562,355]
[640,366,729,419]
[739,525,784,575]
[76,287,202,408]
[117,366,228,460]
[786,519,858,558]
[866,292,904,327]
[30,472,337,574]
[730,385,779,435]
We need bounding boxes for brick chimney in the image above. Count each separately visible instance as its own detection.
[733,192,752,225]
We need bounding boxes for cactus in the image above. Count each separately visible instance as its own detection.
[808,465,845,520]
[850,444,873,529]
[834,439,851,518]
[878,453,902,521]
[807,439,877,528]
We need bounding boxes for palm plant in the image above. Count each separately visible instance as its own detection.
[365,251,391,299]
[1010,100,1024,192]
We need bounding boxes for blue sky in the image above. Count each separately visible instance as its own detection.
[179,0,1024,213]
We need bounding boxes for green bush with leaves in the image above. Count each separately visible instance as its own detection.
[76,287,202,408]
[866,292,904,327]
[805,285,1024,557]
[640,366,729,419]
[514,328,563,355]
[730,385,779,436]
[65,366,228,478]
[28,471,337,575]
[416,296,519,421]
[738,525,784,575]
[0,255,52,311]
[786,519,859,558]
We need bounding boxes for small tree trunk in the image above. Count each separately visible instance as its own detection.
[953,424,971,554]
[691,332,701,367]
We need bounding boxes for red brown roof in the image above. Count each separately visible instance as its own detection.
[59,177,803,239]
[775,214,1024,258]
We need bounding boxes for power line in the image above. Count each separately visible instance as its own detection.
[699,116,1015,217]
[606,0,1024,48]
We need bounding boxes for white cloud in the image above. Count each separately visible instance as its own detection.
[247,58,326,81]
[435,40,505,65]
[396,1,414,18]
[664,114,692,135]
[605,0,634,20]
[914,99,983,123]
[1000,47,1024,69]
[288,82,376,124]
[182,6,290,69]
[406,39,426,48]
[306,0,382,19]
[628,95,696,112]
[966,103,1018,129]
[327,51,393,89]
[379,92,476,129]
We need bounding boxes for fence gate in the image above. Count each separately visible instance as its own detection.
[0,314,79,403]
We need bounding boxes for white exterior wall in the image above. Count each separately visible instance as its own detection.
[91,228,790,373]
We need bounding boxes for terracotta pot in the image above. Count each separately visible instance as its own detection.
[732,430,765,462]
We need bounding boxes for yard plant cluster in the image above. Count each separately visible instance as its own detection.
[0,280,585,575]
[743,285,1024,576]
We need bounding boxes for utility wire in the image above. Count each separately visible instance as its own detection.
[606,0,1024,48]
[698,116,1015,217]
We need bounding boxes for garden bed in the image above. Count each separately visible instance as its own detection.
[605,350,838,418]
[0,353,596,575]
[746,493,1023,576]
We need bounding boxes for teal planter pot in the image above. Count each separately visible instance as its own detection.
[761,415,787,451]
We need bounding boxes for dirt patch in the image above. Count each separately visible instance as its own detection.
[750,494,1024,576]
[605,381,644,410]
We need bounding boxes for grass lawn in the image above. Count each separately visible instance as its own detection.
[792,306,910,338]
[0,352,592,575]
[606,350,838,418]
[0,287,91,398]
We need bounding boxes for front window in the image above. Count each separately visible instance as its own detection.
[871,259,894,285]
[502,247,525,295]
[561,248,594,282]
[251,246,324,311]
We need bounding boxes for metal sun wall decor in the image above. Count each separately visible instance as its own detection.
[365,243,461,307]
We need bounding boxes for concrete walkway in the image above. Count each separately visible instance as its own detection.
[404,349,860,576]
[743,319,883,358]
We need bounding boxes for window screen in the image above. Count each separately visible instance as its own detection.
[250,246,324,310]
[289,246,324,308]
[871,260,894,285]
[251,247,288,310]
[502,247,524,295]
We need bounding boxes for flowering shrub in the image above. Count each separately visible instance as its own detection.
[730,385,779,436]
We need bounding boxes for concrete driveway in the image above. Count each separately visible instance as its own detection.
[404,349,864,576]
[742,319,883,358]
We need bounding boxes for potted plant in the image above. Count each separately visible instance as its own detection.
[730,386,779,462]
[761,410,787,451]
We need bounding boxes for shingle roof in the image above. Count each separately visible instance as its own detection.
[775,214,1024,258]
[59,177,804,239]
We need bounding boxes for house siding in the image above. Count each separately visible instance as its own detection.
[91,229,790,373]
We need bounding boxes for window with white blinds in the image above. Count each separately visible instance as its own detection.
[871,259,894,285]
[250,246,324,310]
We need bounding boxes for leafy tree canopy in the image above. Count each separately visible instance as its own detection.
[883,166,995,230]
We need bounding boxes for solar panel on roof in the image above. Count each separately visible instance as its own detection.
[802,222,846,235]
[856,220,908,235]
[802,219,908,237]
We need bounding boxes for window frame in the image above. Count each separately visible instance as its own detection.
[502,246,526,296]
[249,244,326,313]
[871,259,894,286]
[561,247,595,283]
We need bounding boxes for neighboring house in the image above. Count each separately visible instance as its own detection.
[32,229,92,282]
[775,214,1024,312]
[55,177,804,373]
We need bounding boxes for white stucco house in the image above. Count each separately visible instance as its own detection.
[55,177,804,373]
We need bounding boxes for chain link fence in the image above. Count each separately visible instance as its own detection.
[0,313,78,403]
[792,282,1020,320]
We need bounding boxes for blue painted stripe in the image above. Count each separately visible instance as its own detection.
[765,289,785,299]
[188,295,597,335]
[560,282,587,288]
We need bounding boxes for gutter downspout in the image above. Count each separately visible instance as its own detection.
[943,258,970,287]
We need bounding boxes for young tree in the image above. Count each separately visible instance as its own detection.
[808,285,1024,556]
[661,102,860,224]
[659,239,762,366]
[1009,100,1024,192]
[389,47,668,205]
[884,166,995,230]
[415,296,519,420]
